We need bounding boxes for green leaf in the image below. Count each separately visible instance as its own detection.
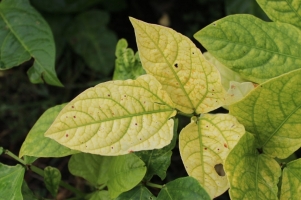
[194,14,301,83]
[0,163,25,200]
[225,0,269,20]
[68,153,112,186]
[230,68,301,159]
[22,181,38,200]
[225,132,281,200]
[85,190,112,200]
[280,158,301,200]
[115,185,156,200]
[0,147,3,155]
[19,104,78,158]
[45,75,176,155]
[66,10,117,76]
[257,0,301,29]
[130,17,225,114]
[44,166,61,197]
[203,52,247,90]
[179,114,245,198]
[113,38,146,80]
[23,156,37,165]
[0,0,62,86]
[69,153,146,198]
[157,177,211,200]
[135,118,178,180]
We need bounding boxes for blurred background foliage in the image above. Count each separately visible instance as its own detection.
[0,0,268,199]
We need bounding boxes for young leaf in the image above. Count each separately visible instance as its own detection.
[280,158,301,200]
[179,114,245,198]
[257,0,301,29]
[113,38,146,80]
[130,17,225,114]
[45,75,176,155]
[135,118,178,180]
[225,132,281,200]
[203,52,247,90]
[0,0,62,86]
[66,10,117,76]
[44,166,61,197]
[230,68,301,159]
[115,185,156,200]
[156,177,211,200]
[68,153,112,186]
[0,163,25,200]
[19,104,78,158]
[195,14,301,83]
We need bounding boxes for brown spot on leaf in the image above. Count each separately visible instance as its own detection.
[224,143,228,148]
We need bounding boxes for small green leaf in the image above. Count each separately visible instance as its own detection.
[107,154,146,198]
[19,104,78,158]
[135,118,178,180]
[85,190,112,200]
[68,153,146,198]
[280,158,301,200]
[68,153,112,186]
[0,0,62,86]
[113,38,146,80]
[179,114,245,198]
[195,14,301,83]
[225,132,281,200]
[45,75,176,155]
[22,181,38,200]
[23,156,37,165]
[44,166,61,197]
[130,17,225,114]
[203,52,247,90]
[225,0,269,20]
[230,68,301,159]
[116,185,156,200]
[257,0,301,29]
[0,147,4,155]
[0,163,25,200]
[66,10,117,76]
[157,177,211,200]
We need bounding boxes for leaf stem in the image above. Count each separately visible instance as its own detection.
[3,149,84,197]
[146,181,163,189]
[177,111,195,118]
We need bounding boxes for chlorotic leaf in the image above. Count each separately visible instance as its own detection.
[69,153,146,198]
[45,74,176,155]
[195,14,301,83]
[257,0,301,29]
[68,153,112,186]
[116,185,156,200]
[44,166,61,197]
[230,69,301,159]
[0,0,62,86]
[0,163,25,200]
[157,177,211,200]
[179,114,245,198]
[135,118,178,181]
[113,38,146,80]
[130,17,225,114]
[107,154,146,198]
[19,104,78,158]
[66,10,117,76]
[85,190,112,200]
[203,52,247,90]
[280,158,301,200]
[224,81,256,107]
[225,132,281,200]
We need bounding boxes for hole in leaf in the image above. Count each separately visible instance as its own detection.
[257,148,263,154]
[174,63,178,68]
[214,163,225,176]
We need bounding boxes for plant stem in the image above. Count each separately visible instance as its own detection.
[146,181,163,189]
[3,149,84,197]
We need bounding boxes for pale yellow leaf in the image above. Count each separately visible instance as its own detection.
[179,114,245,198]
[45,75,176,155]
[130,17,225,114]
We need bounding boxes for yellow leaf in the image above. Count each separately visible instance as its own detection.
[179,114,245,198]
[45,75,176,155]
[130,17,225,114]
